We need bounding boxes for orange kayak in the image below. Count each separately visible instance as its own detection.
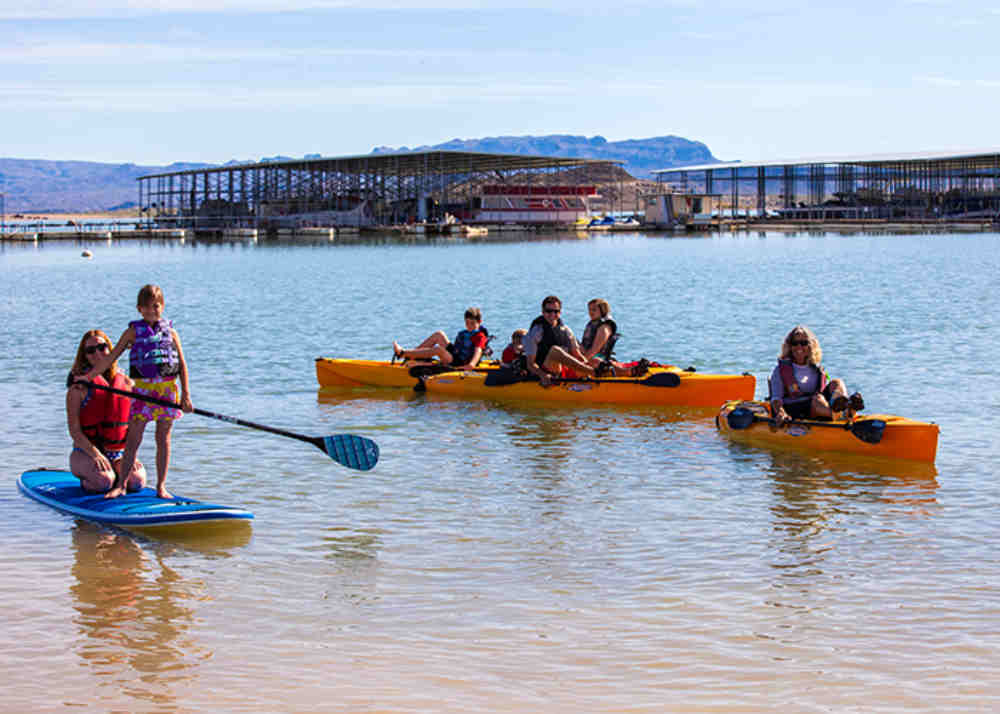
[421,367,755,408]
[716,400,939,463]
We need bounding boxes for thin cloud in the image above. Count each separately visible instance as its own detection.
[0,41,544,63]
[2,0,693,20]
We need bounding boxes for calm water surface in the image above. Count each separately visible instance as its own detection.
[1,231,998,712]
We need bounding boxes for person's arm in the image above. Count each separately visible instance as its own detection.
[581,324,612,362]
[522,326,551,383]
[769,365,790,424]
[66,384,113,471]
[172,329,193,412]
[82,328,133,381]
[566,330,587,364]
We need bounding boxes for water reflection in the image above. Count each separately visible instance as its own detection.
[752,447,939,586]
[317,386,424,406]
[68,522,220,711]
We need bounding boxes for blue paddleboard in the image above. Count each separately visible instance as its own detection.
[18,469,253,531]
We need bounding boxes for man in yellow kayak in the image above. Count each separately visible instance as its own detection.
[523,295,611,386]
[769,325,864,425]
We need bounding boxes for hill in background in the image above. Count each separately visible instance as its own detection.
[373,134,718,179]
[1,135,718,213]
[0,159,211,214]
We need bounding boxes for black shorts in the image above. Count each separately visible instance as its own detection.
[782,384,836,420]
[445,343,468,367]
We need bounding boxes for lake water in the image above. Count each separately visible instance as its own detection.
[1,230,998,713]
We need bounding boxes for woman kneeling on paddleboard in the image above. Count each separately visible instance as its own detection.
[769,325,864,425]
[66,330,148,493]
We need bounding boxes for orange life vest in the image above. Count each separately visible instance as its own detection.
[78,373,131,454]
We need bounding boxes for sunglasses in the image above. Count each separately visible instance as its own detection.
[85,343,110,354]
[789,339,810,347]
[544,308,561,314]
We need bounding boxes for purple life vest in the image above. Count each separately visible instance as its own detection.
[129,318,180,379]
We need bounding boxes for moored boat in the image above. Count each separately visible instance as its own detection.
[421,366,754,408]
[716,400,939,463]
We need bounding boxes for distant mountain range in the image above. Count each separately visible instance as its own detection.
[1,135,718,213]
[371,135,718,178]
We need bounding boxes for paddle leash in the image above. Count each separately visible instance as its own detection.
[82,381,379,471]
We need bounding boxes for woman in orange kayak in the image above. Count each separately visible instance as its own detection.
[769,325,864,425]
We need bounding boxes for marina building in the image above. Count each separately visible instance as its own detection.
[650,148,1000,224]
[137,151,622,235]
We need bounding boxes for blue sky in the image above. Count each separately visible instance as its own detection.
[2,0,998,166]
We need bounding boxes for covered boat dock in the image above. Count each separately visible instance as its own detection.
[137,151,623,235]
[651,148,1000,223]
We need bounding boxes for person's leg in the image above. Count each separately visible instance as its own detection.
[154,419,174,499]
[414,331,449,350]
[394,332,453,364]
[815,379,849,419]
[544,347,596,377]
[117,455,147,492]
[70,449,115,493]
[106,419,146,498]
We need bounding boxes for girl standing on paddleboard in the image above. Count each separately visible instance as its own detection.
[84,284,193,499]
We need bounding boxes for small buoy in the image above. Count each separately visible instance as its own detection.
[81,250,93,259]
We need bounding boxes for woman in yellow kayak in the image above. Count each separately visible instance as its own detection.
[578,298,649,377]
[769,325,864,425]
[392,307,489,369]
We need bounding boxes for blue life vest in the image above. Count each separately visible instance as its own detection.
[129,318,180,379]
[451,326,488,366]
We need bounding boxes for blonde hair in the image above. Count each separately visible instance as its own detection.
[779,325,822,364]
[71,330,118,380]
[511,328,527,344]
[137,284,164,307]
[464,306,483,322]
[588,298,610,318]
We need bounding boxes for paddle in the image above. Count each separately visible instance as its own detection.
[82,381,379,471]
[483,368,681,388]
[725,406,886,444]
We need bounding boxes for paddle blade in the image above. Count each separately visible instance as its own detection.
[321,435,380,471]
[726,407,756,430]
[643,372,681,387]
[851,419,886,444]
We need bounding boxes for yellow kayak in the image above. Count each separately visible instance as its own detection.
[716,400,939,463]
[315,357,499,389]
[420,367,755,408]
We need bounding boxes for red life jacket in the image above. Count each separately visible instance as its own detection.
[78,373,131,454]
[777,359,827,399]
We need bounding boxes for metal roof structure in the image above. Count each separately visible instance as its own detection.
[139,150,620,180]
[137,150,624,230]
[650,148,1000,222]
[652,148,1000,175]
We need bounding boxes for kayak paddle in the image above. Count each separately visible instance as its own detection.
[483,369,681,388]
[81,381,379,471]
[725,406,886,444]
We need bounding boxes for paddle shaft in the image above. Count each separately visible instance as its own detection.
[84,380,323,449]
[755,413,852,430]
[554,372,680,387]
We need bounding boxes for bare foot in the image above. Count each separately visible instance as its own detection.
[103,485,126,499]
[156,486,173,499]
